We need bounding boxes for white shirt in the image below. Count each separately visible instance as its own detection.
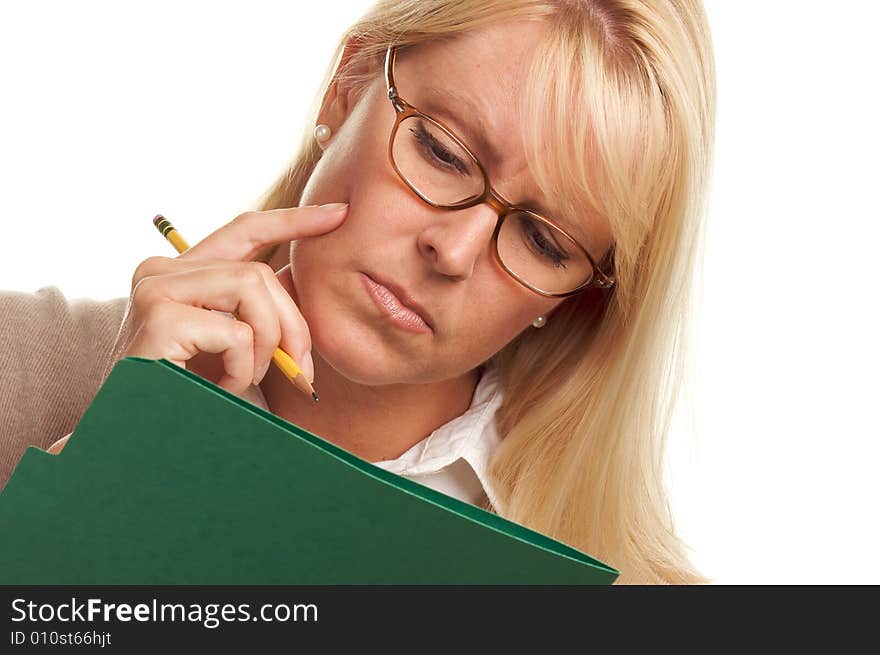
[241,365,504,511]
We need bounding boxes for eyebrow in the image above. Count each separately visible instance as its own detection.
[419,87,505,169]
[517,195,592,250]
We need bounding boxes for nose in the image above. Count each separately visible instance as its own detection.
[416,202,500,280]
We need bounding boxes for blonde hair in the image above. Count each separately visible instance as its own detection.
[253,0,716,585]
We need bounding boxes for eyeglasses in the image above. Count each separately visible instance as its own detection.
[383,45,616,298]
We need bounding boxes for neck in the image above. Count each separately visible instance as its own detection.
[258,351,481,462]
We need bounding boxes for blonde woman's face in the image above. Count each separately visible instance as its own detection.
[287,18,609,385]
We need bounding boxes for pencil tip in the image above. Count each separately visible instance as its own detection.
[312,391,319,403]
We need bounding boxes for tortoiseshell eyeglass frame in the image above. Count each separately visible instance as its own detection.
[383,44,616,297]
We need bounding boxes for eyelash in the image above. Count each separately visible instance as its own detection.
[517,215,569,268]
[410,122,470,175]
[407,120,569,268]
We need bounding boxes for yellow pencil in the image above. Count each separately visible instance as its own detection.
[152,214,318,403]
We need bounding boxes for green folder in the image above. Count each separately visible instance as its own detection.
[0,357,619,584]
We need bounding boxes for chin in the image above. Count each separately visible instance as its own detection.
[311,323,404,386]
[303,290,448,386]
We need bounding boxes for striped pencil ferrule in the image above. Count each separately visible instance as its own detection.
[153,217,176,237]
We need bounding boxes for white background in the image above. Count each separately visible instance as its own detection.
[1,1,877,583]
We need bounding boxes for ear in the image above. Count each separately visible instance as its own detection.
[315,36,379,142]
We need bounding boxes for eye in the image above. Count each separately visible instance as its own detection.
[409,121,470,175]
[518,215,570,268]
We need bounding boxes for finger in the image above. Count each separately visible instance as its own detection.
[130,255,231,293]
[178,203,348,262]
[128,302,256,395]
[47,435,70,455]
[258,264,313,381]
[132,263,282,378]
[129,257,313,384]
[132,258,310,383]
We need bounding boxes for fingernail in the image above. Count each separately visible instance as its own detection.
[319,202,348,213]
[253,361,270,385]
[299,351,315,384]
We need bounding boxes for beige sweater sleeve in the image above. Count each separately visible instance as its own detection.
[0,286,128,490]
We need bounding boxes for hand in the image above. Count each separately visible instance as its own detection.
[47,434,69,454]
[103,204,348,396]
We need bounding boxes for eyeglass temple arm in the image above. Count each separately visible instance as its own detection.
[592,245,617,288]
[384,46,405,113]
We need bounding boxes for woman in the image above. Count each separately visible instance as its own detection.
[0,0,715,584]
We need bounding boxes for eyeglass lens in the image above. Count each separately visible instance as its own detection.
[391,114,594,294]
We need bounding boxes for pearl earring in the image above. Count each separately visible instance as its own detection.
[532,315,547,328]
[314,124,332,143]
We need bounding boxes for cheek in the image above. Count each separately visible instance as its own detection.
[472,262,556,334]
[300,106,388,208]
[287,231,349,333]
[449,285,550,357]
[289,232,342,281]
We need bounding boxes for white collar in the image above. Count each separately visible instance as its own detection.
[240,366,503,510]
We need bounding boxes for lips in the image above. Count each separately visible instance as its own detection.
[363,272,434,331]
